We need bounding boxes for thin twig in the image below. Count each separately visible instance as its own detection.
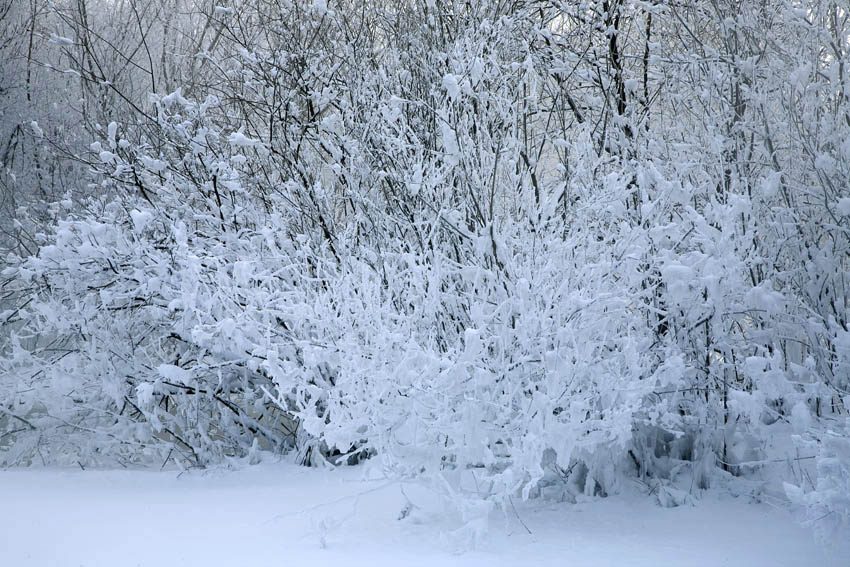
[509,496,532,535]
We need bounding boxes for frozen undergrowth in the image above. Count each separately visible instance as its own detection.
[1,0,849,546]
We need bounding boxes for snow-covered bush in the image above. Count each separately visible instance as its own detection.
[0,0,848,531]
[0,94,297,466]
[786,419,850,542]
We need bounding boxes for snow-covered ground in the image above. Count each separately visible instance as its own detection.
[1,461,845,567]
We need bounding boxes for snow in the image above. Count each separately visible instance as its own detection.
[129,209,152,232]
[227,130,263,148]
[312,0,328,16]
[157,363,193,384]
[442,74,461,101]
[107,121,118,148]
[29,121,43,138]
[48,34,74,47]
[440,120,460,164]
[0,461,844,567]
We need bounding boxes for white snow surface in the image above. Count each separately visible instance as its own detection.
[0,461,844,567]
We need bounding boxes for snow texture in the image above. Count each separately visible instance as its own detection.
[0,462,845,567]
